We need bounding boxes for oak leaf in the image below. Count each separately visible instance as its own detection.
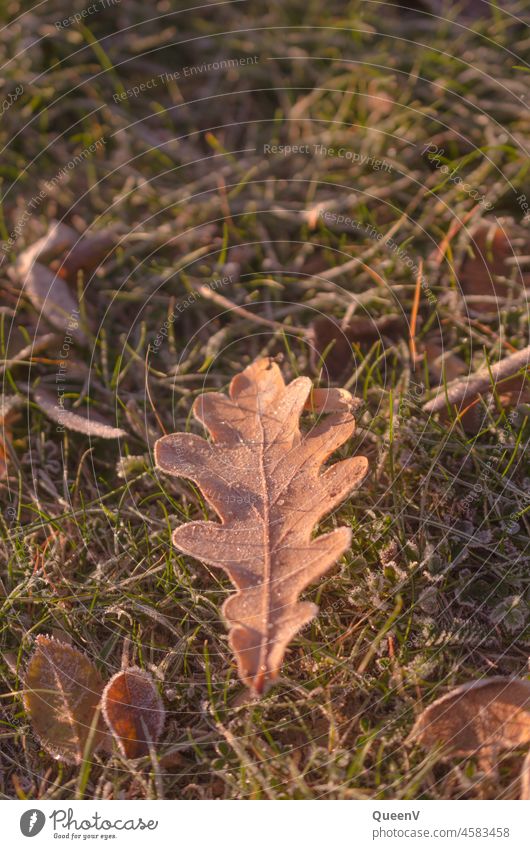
[410,677,530,777]
[155,357,368,694]
[101,667,165,758]
[23,635,107,764]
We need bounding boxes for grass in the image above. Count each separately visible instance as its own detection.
[0,0,529,800]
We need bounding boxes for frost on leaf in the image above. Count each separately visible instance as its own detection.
[23,635,107,765]
[18,262,87,345]
[410,677,530,772]
[155,357,368,694]
[101,667,165,758]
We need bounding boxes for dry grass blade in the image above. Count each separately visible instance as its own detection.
[34,388,127,438]
[101,667,165,759]
[410,677,530,766]
[155,357,368,694]
[23,635,107,765]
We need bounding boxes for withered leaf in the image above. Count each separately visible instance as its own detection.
[101,667,165,758]
[419,339,467,385]
[304,386,362,415]
[16,221,118,284]
[0,395,21,479]
[400,0,494,20]
[309,314,404,378]
[51,231,119,282]
[0,332,59,376]
[34,388,126,438]
[155,357,368,694]
[23,635,107,764]
[19,262,87,344]
[16,221,78,274]
[459,221,530,313]
[410,677,530,765]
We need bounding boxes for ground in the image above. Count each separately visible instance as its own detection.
[0,0,529,800]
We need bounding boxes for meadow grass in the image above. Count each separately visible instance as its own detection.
[0,0,529,799]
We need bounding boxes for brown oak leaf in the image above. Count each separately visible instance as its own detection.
[308,314,405,378]
[23,635,108,764]
[410,676,530,782]
[101,667,165,759]
[155,357,368,694]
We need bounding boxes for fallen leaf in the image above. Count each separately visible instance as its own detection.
[51,231,119,282]
[0,395,22,479]
[0,437,9,480]
[309,314,405,378]
[459,221,530,314]
[303,386,362,415]
[397,0,495,20]
[0,332,60,375]
[101,667,165,758]
[410,677,530,768]
[15,221,118,283]
[419,339,467,384]
[155,357,368,694]
[34,388,126,438]
[521,749,530,800]
[0,395,22,424]
[23,635,107,764]
[19,263,87,344]
[16,221,78,276]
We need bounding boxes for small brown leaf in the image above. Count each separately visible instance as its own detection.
[459,221,530,313]
[19,263,87,344]
[0,332,60,375]
[0,437,10,480]
[309,314,405,378]
[51,231,119,282]
[101,667,165,758]
[155,357,368,694]
[399,0,495,20]
[34,388,126,438]
[410,677,530,763]
[419,340,467,384]
[23,635,106,764]
[16,221,78,275]
[0,395,21,479]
